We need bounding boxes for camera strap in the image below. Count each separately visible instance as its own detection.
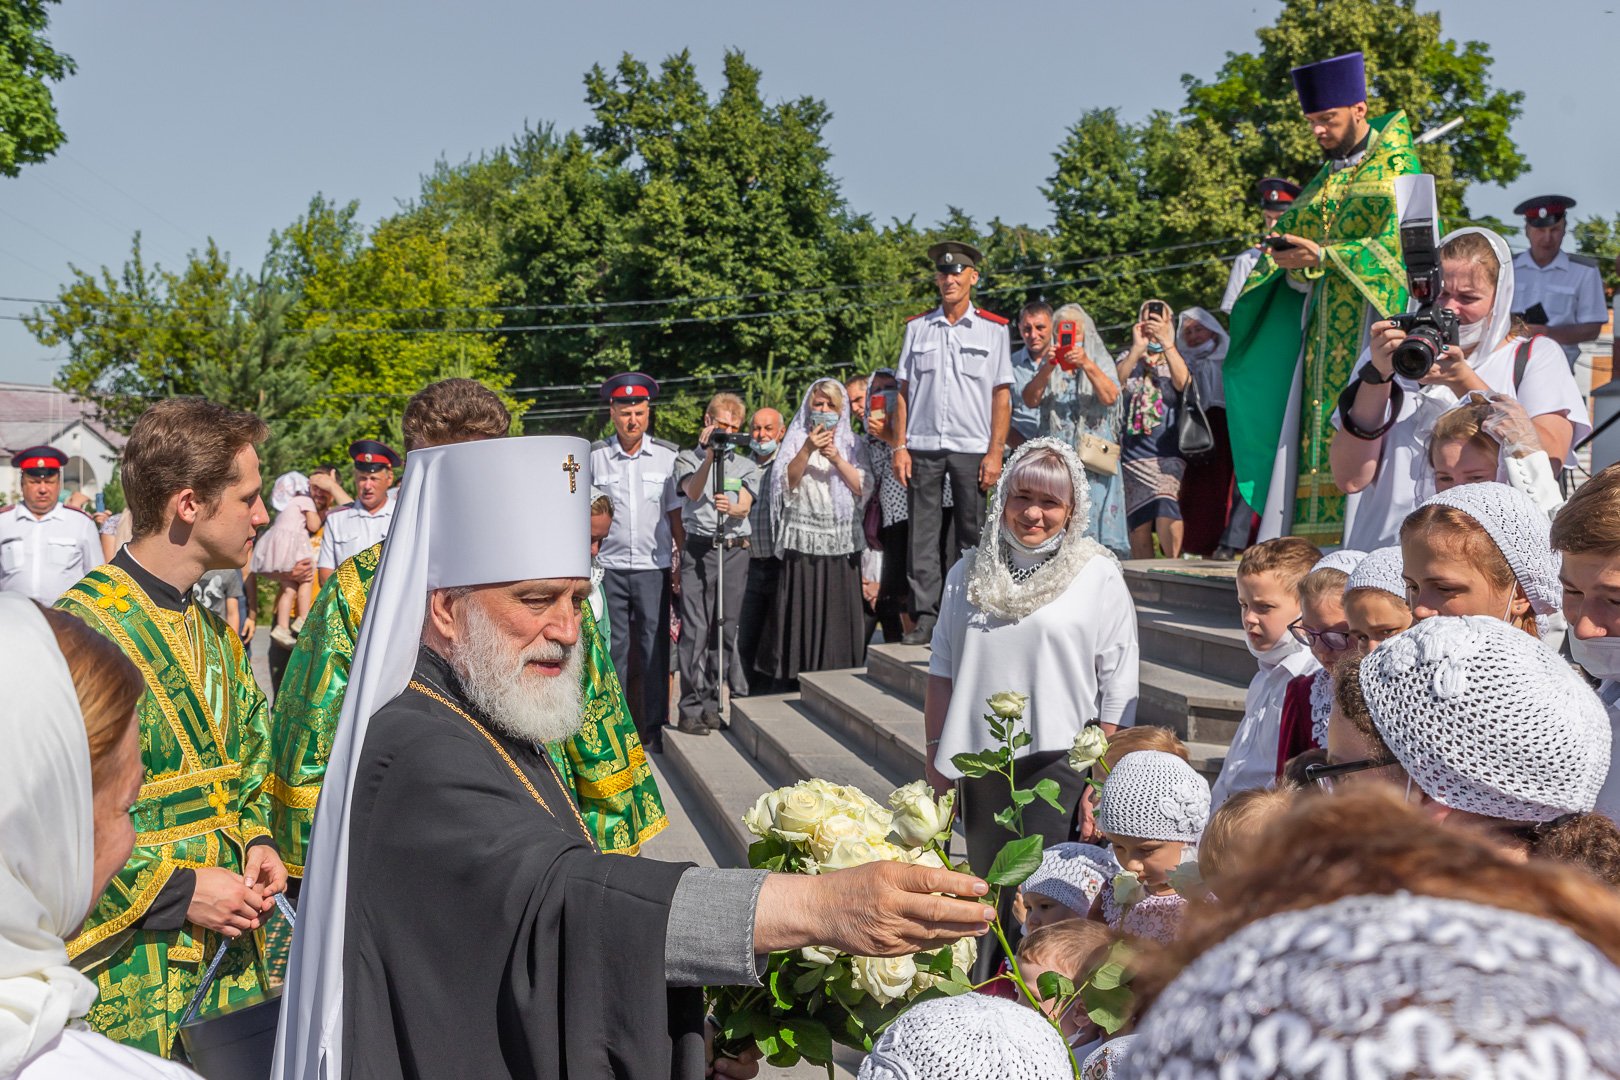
[1337,376,1405,442]
[1512,337,1537,392]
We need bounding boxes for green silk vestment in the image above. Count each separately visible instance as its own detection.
[268,544,666,870]
[1226,110,1421,545]
[57,566,274,1058]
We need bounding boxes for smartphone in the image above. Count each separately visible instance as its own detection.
[94,492,105,513]
[1262,235,1297,252]
[1056,319,1078,349]
[1145,301,1168,319]
[1517,302,1548,325]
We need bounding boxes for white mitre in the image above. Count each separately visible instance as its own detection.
[273,435,593,1080]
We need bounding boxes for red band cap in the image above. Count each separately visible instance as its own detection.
[18,457,56,471]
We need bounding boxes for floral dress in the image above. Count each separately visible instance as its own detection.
[1037,365,1128,553]
[1098,879,1188,946]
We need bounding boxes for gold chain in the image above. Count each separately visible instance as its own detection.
[407,680,596,850]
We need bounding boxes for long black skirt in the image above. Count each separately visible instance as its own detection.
[755,550,867,681]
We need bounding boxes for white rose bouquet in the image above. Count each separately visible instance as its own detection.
[708,778,973,1072]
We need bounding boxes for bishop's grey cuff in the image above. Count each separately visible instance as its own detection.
[664,867,769,987]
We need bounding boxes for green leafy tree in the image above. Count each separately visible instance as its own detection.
[0,0,75,176]
[1573,215,1620,301]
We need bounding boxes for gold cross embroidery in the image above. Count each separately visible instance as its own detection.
[92,580,132,613]
[561,454,582,493]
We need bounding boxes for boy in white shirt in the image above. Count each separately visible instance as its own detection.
[1210,537,1323,810]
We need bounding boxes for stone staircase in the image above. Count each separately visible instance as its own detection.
[654,560,1247,869]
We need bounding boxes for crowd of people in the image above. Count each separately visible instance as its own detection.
[2,43,1620,1080]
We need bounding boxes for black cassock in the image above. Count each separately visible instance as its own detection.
[343,647,706,1079]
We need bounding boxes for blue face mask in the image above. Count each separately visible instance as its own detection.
[810,410,839,431]
[752,438,778,457]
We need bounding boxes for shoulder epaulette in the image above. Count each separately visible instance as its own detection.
[974,308,1010,326]
[589,438,609,453]
[905,310,931,323]
[0,505,12,515]
[1570,252,1601,269]
[650,437,680,452]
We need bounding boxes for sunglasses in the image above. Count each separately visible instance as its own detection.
[1303,757,1390,792]
[1288,617,1352,653]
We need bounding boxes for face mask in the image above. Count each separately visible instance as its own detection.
[1004,527,1067,557]
[1246,629,1306,666]
[810,410,839,431]
[1457,316,1486,350]
[1571,635,1620,682]
[751,438,778,457]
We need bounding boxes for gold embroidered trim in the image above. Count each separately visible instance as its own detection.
[571,744,650,799]
[136,813,237,848]
[336,544,379,626]
[407,680,596,850]
[66,859,178,960]
[139,762,240,802]
[265,772,321,810]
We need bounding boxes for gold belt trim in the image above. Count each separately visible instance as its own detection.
[137,812,238,848]
[66,859,178,960]
[265,772,322,810]
[140,762,240,802]
[572,745,650,799]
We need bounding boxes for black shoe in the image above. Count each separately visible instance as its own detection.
[900,618,936,646]
[676,719,711,736]
[702,708,724,731]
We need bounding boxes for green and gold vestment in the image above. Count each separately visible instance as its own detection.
[57,566,274,1058]
[1226,110,1422,545]
[268,544,666,870]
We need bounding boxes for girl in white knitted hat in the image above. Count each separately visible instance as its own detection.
[1091,750,1210,945]
[1346,615,1620,883]
[1342,545,1413,654]
[1274,551,1365,772]
[1399,481,1562,639]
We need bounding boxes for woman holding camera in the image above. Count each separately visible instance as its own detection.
[1116,300,1193,559]
[756,377,872,681]
[1330,226,1589,550]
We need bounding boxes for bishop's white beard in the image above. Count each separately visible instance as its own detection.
[449,598,585,746]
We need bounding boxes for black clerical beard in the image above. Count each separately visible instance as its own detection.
[1328,126,1371,161]
[450,602,585,745]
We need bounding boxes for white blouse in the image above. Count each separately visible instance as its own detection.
[777,446,870,557]
[929,555,1139,779]
[17,1028,197,1079]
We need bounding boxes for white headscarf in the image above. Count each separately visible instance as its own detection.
[0,593,97,1077]
[965,437,1113,621]
[274,436,593,1080]
[770,378,863,547]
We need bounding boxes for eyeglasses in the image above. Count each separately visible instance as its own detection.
[1303,757,1389,792]
[1288,617,1353,653]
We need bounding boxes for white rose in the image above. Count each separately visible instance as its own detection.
[888,782,953,849]
[1167,859,1205,899]
[904,848,947,871]
[951,935,977,977]
[851,954,917,1005]
[772,785,831,841]
[1067,726,1111,774]
[986,691,1029,720]
[809,813,868,863]
[1113,870,1143,909]
[743,790,784,838]
[800,945,839,966]
[857,804,897,843]
[820,838,905,871]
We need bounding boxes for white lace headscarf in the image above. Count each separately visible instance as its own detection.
[1121,893,1620,1080]
[771,377,863,534]
[965,437,1114,621]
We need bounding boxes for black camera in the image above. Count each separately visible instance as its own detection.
[1387,216,1459,381]
[705,430,749,451]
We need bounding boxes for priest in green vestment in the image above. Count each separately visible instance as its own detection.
[57,399,289,1058]
[268,380,666,879]
[1224,51,1421,545]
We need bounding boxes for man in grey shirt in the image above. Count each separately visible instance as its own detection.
[673,393,760,733]
[1008,300,1053,447]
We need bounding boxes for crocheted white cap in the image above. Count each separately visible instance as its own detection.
[1343,545,1406,600]
[1419,481,1562,615]
[1119,893,1620,1080]
[1080,1035,1135,1079]
[1095,750,1209,843]
[1361,615,1610,821]
[857,993,1075,1080]
[1022,842,1118,916]
[1311,548,1366,575]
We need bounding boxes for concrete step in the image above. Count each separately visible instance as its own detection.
[1122,560,1240,615]
[660,728,775,868]
[798,668,929,783]
[1136,659,1245,745]
[1136,603,1255,684]
[729,693,910,797]
[1185,740,1227,785]
[865,643,929,705]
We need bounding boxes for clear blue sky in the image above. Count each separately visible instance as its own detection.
[0,0,1613,383]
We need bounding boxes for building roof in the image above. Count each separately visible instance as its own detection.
[0,382,125,457]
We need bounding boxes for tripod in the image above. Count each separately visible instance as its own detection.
[708,440,734,726]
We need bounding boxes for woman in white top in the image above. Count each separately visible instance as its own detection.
[1330,226,1589,550]
[1,592,195,1079]
[922,439,1139,952]
[755,378,872,680]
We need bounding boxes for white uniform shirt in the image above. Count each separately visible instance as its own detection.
[1209,640,1319,811]
[929,555,1140,778]
[0,503,103,604]
[1510,249,1608,365]
[1220,247,1262,314]
[591,436,680,570]
[896,305,1013,454]
[1336,334,1589,551]
[316,496,395,570]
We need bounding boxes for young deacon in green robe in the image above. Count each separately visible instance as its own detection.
[57,399,289,1058]
[1225,51,1421,546]
[268,379,666,883]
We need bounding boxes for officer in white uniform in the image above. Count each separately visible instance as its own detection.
[1220,178,1300,313]
[891,240,1013,644]
[1509,195,1608,369]
[0,445,103,604]
[316,438,398,583]
[590,371,681,749]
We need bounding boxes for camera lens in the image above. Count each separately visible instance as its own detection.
[1391,327,1442,381]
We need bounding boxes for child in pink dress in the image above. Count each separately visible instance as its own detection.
[252,471,321,648]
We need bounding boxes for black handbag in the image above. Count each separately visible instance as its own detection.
[1177,374,1216,458]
